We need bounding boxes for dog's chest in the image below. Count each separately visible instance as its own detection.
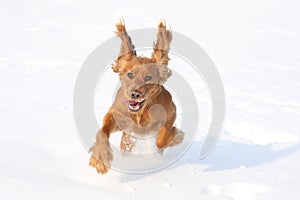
[115,110,165,154]
[117,114,163,134]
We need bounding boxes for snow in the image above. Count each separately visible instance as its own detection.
[1,0,300,199]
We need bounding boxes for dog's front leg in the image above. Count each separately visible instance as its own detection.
[156,126,177,149]
[89,110,117,174]
[156,126,184,149]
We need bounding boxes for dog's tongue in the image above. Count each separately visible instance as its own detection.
[121,98,137,105]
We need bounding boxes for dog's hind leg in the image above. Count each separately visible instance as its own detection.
[120,132,136,153]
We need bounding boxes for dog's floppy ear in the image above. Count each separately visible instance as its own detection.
[152,20,172,83]
[112,18,136,74]
[158,64,172,83]
[151,20,172,66]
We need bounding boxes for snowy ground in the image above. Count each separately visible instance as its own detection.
[1,0,300,199]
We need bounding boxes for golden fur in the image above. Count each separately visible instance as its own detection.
[89,19,184,174]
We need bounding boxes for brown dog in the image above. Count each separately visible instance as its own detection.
[89,19,184,174]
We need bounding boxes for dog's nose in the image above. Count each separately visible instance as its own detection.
[130,90,142,99]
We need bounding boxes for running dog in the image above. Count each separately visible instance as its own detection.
[89,19,184,174]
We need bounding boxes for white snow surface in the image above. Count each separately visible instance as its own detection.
[1,0,300,199]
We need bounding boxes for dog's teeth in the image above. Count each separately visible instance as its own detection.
[128,99,145,112]
[129,104,140,110]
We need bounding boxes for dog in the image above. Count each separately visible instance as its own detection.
[89,19,184,174]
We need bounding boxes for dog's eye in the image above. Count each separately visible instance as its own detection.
[144,76,152,82]
[127,73,134,79]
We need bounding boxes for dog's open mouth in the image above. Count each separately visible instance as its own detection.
[122,99,146,112]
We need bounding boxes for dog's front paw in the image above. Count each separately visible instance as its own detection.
[89,156,111,174]
[169,129,185,147]
[89,138,113,174]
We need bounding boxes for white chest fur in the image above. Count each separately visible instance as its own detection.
[120,131,160,154]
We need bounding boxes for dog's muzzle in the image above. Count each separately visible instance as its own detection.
[122,98,146,112]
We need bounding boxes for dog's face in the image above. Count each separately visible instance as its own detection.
[119,59,170,113]
[112,20,172,113]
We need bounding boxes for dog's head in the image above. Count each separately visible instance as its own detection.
[112,19,172,113]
